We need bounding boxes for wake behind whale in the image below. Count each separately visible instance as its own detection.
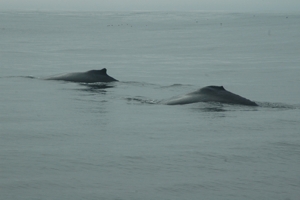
[161,85,258,106]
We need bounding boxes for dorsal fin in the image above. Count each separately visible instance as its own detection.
[219,86,225,90]
[209,85,225,90]
[87,68,107,75]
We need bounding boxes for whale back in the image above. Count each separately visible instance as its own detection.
[165,85,257,106]
[198,85,226,94]
[198,85,257,106]
[85,68,118,82]
[45,68,118,83]
[86,68,107,75]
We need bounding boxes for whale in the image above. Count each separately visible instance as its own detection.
[44,68,118,83]
[163,86,258,106]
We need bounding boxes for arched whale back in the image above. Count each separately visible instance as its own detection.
[45,68,118,83]
[198,85,226,94]
[164,85,258,106]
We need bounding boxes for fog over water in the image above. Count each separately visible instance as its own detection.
[1,11,300,200]
[1,0,300,12]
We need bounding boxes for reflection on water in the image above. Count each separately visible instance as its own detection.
[196,105,227,112]
[191,102,260,113]
[77,83,117,93]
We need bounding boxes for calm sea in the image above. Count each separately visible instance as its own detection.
[1,11,300,200]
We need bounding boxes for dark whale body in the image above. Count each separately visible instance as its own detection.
[44,68,118,83]
[164,86,258,106]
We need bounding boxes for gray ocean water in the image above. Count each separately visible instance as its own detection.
[1,11,300,200]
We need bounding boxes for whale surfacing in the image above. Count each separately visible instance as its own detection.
[164,86,258,106]
[44,68,118,83]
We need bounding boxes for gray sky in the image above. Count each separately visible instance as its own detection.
[1,0,300,12]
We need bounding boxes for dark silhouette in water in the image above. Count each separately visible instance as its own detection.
[163,86,258,106]
[44,68,118,83]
